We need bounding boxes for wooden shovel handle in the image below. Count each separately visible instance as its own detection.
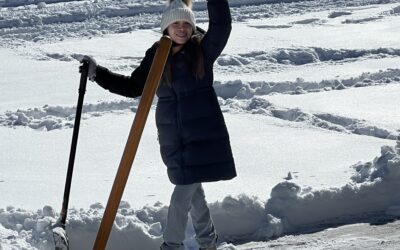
[93,36,172,250]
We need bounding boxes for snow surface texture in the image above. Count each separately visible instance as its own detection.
[1,0,400,47]
[1,0,400,249]
[1,142,400,249]
[2,0,400,138]
[2,75,399,140]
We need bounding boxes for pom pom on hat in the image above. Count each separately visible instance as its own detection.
[161,0,196,33]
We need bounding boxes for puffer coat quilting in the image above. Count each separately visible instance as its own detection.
[155,40,236,185]
[94,0,236,185]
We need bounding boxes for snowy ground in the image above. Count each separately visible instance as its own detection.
[1,0,400,249]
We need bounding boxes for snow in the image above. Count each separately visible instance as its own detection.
[1,0,400,249]
[1,142,400,249]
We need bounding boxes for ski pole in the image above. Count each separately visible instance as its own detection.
[93,36,172,250]
[52,61,89,250]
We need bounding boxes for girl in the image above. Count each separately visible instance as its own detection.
[83,0,236,249]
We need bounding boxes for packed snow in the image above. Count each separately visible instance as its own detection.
[1,0,400,249]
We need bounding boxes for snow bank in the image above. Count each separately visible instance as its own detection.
[343,16,383,24]
[328,11,352,19]
[2,69,398,139]
[0,99,139,131]
[266,141,400,231]
[1,141,400,249]
[217,95,398,140]
[214,69,400,99]
[215,48,400,76]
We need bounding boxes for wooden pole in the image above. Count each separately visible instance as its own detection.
[93,36,172,250]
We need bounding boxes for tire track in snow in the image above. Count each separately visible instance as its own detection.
[214,68,400,98]
[213,69,400,140]
[216,47,400,75]
[223,47,400,66]
[1,0,399,46]
[1,70,398,140]
[36,47,400,79]
[219,97,398,140]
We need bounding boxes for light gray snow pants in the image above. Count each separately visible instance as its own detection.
[161,183,217,250]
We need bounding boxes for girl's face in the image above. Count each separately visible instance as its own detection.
[167,21,193,45]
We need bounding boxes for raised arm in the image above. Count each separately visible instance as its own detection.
[201,0,232,64]
[94,43,158,98]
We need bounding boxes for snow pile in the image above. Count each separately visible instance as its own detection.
[209,195,283,243]
[66,202,166,250]
[2,97,397,140]
[0,206,57,249]
[215,48,400,77]
[214,69,400,99]
[266,141,400,232]
[219,96,398,140]
[1,142,400,249]
[0,100,139,131]
[343,16,383,24]
[2,68,398,139]
[328,11,352,19]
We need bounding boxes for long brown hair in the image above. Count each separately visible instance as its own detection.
[162,33,205,86]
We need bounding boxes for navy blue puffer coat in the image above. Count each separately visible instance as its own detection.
[94,0,236,185]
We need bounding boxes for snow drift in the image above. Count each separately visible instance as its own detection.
[2,68,399,140]
[1,141,399,249]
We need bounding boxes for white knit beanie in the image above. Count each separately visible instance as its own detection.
[161,0,196,33]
